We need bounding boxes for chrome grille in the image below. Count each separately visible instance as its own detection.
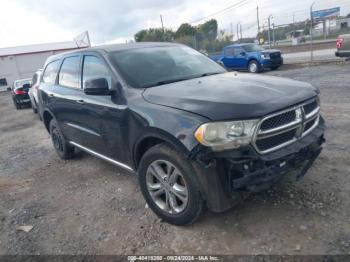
[253,98,320,154]
[260,110,296,130]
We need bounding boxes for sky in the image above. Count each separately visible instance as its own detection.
[0,0,349,48]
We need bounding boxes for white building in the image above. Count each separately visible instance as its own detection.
[0,32,90,91]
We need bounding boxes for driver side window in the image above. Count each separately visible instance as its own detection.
[224,47,235,57]
[82,55,111,89]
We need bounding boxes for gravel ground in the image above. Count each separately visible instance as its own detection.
[0,63,350,255]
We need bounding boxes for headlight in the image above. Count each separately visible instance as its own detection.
[194,120,258,151]
[261,54,270,59]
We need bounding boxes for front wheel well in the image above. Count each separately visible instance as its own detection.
[43,111,53,133]
[134,137,167,169]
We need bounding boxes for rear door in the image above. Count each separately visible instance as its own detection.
[48,55,86,144]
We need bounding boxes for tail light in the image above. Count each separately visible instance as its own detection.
[14,89,26,95]
[336,37,344,49]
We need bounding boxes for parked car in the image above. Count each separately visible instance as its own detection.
[38,43,324,225]
[29,70,43,113]
[210,43,283,73]
[335,34,350,57]
[11,78,32,109]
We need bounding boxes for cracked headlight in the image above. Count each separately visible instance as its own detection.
[194,120,259,151]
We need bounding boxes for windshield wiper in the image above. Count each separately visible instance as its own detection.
[142,72,224,88]
[142,76,196,88]
[199,72,223,77]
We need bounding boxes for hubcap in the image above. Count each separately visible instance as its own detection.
[249,63,257,73]
[146,160,188,214]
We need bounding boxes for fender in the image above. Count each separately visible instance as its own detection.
[132,126,192,169]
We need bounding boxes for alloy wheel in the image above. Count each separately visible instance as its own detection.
[146,160,188,214]
[249,62,258,73]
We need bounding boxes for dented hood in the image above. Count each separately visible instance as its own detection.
[142,72,318,121]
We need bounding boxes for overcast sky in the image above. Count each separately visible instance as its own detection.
[0,0,349,48]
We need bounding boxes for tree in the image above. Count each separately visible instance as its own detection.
[175,23,196,38]
[198,19,218,40]
[134,28,174,42]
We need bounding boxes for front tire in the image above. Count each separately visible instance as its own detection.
[49,119,75,160]
[138,144,204,225]
[248,60,261,73]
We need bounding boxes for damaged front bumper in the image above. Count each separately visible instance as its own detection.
[190,116,325,212]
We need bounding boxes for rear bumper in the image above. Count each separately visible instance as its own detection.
[191,116,325,212]
[14,94,30,104]
[261,58,283,68]
[335,51,350,57]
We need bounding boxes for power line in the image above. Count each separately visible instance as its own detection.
[190,0,250,24]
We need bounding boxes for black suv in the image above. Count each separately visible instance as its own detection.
[39,43,325,225]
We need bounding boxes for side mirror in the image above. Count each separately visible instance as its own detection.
[84,77,114,96]
[240,52,246,56]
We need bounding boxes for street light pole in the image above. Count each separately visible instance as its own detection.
[310,2,315,62]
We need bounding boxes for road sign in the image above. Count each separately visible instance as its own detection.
[311,7,340,20]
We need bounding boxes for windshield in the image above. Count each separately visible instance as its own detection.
[15,80,31,88]
[110,45,226,88]
[242,44,265,52]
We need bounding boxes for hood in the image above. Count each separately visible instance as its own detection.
[261,49,281,54]
[142,72,318,121]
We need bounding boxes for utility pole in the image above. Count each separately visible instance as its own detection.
[268,15,272,49]
[310,2,315,62]
[272,23,276,46]
[160,15,165,41]
[256,6,260,34]
[240,24,243,40]
[293,12,296,37]
[237,23,240,43]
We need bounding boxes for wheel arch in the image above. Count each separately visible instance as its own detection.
[133,128,192,170]
[42,109,54,133]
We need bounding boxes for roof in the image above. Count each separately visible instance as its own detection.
[0,41,89,57]
[225,43,253,48]
[45,42,183,62]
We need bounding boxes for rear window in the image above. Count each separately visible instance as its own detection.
[42,60,61,84]
[15,80,31,88]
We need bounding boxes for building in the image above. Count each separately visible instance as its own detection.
[0,32,90,91]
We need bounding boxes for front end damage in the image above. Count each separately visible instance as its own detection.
[190,116,325,213]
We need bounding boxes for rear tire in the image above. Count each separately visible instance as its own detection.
[248,60,261,73]
[13,99,21,110]
[49,119,75,160]
[138,144,204,225]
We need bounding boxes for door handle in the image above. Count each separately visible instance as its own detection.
[48,93,54,97]
[76,99,85,105]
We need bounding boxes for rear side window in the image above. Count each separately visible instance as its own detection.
[82,56,111,89]
[58,56,81,89]
[42,60,60,84]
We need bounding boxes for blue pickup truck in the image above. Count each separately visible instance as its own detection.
[210,43,283,73]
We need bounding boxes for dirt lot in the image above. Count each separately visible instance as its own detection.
[0,63,350,255]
